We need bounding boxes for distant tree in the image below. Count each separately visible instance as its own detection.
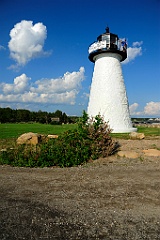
[67,116,79,124]
[36,110,45,124]
[62,112,68,123]
[15,109,30,122]
[0,107,74,124]
[54,110,63,123]
[30,111,37,122]
[0,107,13,123]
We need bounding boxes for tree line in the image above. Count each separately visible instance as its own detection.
[0,107,78,124]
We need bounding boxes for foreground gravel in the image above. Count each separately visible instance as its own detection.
[0,138,160,239]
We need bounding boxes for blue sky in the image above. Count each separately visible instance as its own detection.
[0,0,159,117]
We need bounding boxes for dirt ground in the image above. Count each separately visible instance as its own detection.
[0,137,160,240]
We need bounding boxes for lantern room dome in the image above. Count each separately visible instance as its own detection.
[88,27,127,63]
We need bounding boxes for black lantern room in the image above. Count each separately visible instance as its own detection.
[88,27,127,63]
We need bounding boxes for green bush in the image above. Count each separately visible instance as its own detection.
[0,111,119,167]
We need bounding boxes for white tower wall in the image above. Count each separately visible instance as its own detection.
[87,52,136,133]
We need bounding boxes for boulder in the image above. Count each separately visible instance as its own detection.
[143,149,160,157]
[117,151,140,159]
[16,132,41,145]
[47,134,58,139]
[129,132,145,140]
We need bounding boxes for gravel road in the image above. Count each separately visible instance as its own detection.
[0,138,160,239]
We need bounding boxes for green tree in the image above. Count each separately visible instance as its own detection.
[62,112,68,123]
[0,107,13,123]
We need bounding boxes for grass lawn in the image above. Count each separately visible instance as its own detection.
[0,123,159,140]
[137,126,160,136]
[0,123,77,139]
[111,126,160,139]
[0,123,159,150]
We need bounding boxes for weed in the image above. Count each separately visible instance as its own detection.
[151,144,160,150]
[139,156,144,162]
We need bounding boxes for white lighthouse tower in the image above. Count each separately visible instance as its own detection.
[87,27,136,133]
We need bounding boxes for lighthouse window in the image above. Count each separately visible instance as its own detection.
[102,35,110,44]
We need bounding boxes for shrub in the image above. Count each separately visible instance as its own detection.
[87,115,119,159]
[0,111,119,167]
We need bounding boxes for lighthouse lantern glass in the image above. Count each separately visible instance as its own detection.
[102,34,110,43]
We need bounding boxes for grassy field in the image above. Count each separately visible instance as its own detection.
[0,123,159,149]
[111,127,160,139]
[137,126,160,136]
[111,126,160,139]
[0,123,77,149]
[0,123,160,139]
[0,123,77,139]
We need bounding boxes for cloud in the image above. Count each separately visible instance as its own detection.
[1,74,31,94]
[129,102,160,117]
[8,20,50,68]
[0,45,6,51]
[81,92,90,99]
[123,41,143,64]
[0,67,85,106]
[31,67,85,94]
[132,41,143,47]
[144,102,160,116]
[129,103,139,114]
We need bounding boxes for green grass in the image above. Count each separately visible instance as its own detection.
[0,123,77,139]
[111,133,129,139]
[0,123,159,140]
[111,126,160,139]
[137,126,160,136]
[0,124,159,150]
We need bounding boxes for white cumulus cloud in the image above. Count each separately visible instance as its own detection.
[132,41,143,47]
[129,103,139,115]
[31,67,85,94]
[1,74,31,94]
[123,41,143,64]
[8,20,50,67]
[129,102,160,117]
[144,102,160,116]
[0,67,85,106]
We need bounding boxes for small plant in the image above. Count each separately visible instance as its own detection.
[151,144,160,150]
[139,156,144,162]
[0,111,119,167]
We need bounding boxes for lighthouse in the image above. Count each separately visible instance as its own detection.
[87,27,136,133]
